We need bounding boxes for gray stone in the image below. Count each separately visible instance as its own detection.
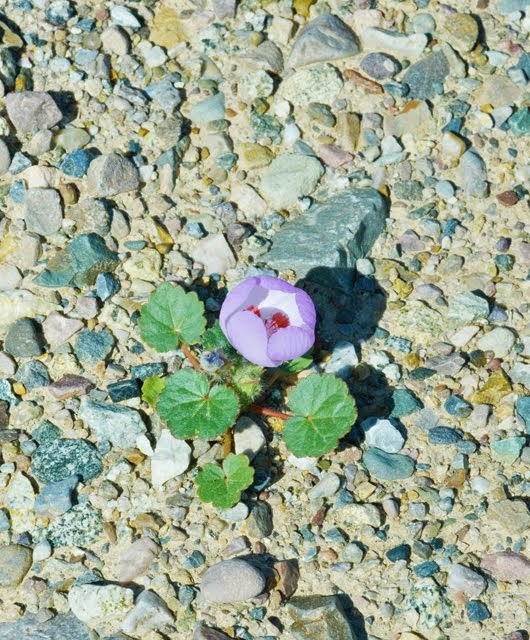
[15,360,50,390]
[4,318,45,357]
[476,327,516,358]
[260,153,324,210]
[212,0,237,20]
[87,153,140,197]
[361,27,427,58]
[0,613,90,640]
[0,544,32,587]
[246,501,273,538]
[0,139,11,174]
[121,590,174,635]
[285,595,357,640]
[34,474,79,518]
[25,188,63,236]
[308,472,341,500]
[200,559,266,603]
[45,502,103,547]
[361,417,404,453]
[190,92,225,125]
[265,188,388,282]
[31,438,103,484]
[402,49,450,99]
[117,537,161,583]
[363,448,415,480]
[193,626,232,640]
[447,564,487,596]
[510,363,530,388]
[233,417,266,461]
[323,341,359,380]
[67,198,111,235]
[78,396,147,449]
[75,329,115,365]
[288,14,360,68]
[360,52,401,80]
[279,63,343,106]
[448,291,490,326]
[459,150,488,198]
[68,582,134,629]
[5,91,62,133]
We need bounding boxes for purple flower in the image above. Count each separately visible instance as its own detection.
[219,275,316,367]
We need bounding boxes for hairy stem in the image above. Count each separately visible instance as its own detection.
[248,404,292,420]
[223,428,233,457]
[180,342,202,371]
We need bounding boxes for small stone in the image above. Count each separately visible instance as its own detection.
[87,153,140,197]
[190,92,225,125]
[491,437,525,463]
[190,234,235,275]
[107,379,140,403]
[360,52,401,80]
[0,139,11,174]
[78,397,147,449]
[361,27,427,58]
[60,149,91,178]
[75,296,99,319]
[428,426,462,445]
[16,360,50,390]
[448,291,489,326]
[476,327,516,358]
[285,595,356,640]
[24,187,63,236]
[46,502,103,547]
[516,397,530,431]
[362,417,404,453]
[246,501,273,538]
[442,14,478,53]
[75,329,115,365]
[386,544,411,562]
[447,564,486,596]
[150,5,182,48]
[507,108,530,137]
[444,395,472,418]
[212,0,236,19]
[234,417,266,461]
[32,420,62,445]
[323,341,359,380]
[261,153,324,210]
[110,5,140,28]
[34,474,79,518]
[121,589,174,635]
[279,63,343,106]
[308,472,341,500]
[219,503,249,523]
[0,264,22,291]
[345,503,383,527]
[33,539,52,562]
[193,626,232,640]
[117,537,161,584]
[42,312,83,348]
[4,318,45,357]
[466,600,490,622]
[31,438,103,484]
[481,551,530,583]
[472,369,512,405]
[363,448,415,480]
[391,388,422,417]
[459,150,488,198]
[101,25,130,55]
[68,583,134,630]
[200,559,266,604]
[5,91,62,133]
[288,13,360,68]
[414,561,439,577]
[151,429,191,488]
[47,374,94,400]
[0,544,32,587]
[488,499,530,534]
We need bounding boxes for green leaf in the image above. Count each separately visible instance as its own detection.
[231,362,264,406]
[138,283,206,351]
[157,369,239,439]
[283,373,357,457]
[203,321,237,358]
[280,352,313,374]
[196,454,254,508]
[141,375,166,407]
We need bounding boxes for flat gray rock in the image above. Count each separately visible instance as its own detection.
[265,188,388,282]
[288,13,360,68]
[78,396,147,449]
[260,153,324,210]
[285,595,357,640]
[0,613,90,640]
[25,188,63,236]
[200,559,266,603]
[5,91,62,132]
[87,153,140,197]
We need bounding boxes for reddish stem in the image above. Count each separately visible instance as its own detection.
[180,342,202,371]
[248,404,292,420]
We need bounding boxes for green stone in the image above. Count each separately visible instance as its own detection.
[75,328,115,365]
[391,388,423,417]
[363,448,415,480]
[286,595,358,640]
[508,107,530,137]
[490,437,525,464]
[34,233,119,288]
[31,438,103,484]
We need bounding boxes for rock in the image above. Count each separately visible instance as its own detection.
[68,583,134,630]
[391,388,422,417]
[488,499,530,534]
[279,63,343,106]
[200,559,266,603]
[121,590,174,635]
[60,149,91,178]
[481,551,530,583]
[273,559,300,599]
[151,429,191,488]
[43,312,83,347]
[516,397,530,431]
[491,437,525,463]
[0,264,22,291]
[190,234,235,275]
[288,14,359,68]
[5,91,62,132]
[344,503,383,527]
[472,369,512,405]
[193,626,232,640]
[4,318,45,357]
[260,153,323,210]
[31,438,103,484]
[285,595,357,640]
[447,564,486,596]
[0,544,32,587]
[323,341,359,380]
[48,374,95,400]
[448,291,489,326]
[150,5,182,48]
[5,472,35,533]
[442,14,478,53]
[0,139,11,174]
[34,233,119,288]
[0,613,90,640]
[428,426,462,445]
[110,5,140,28]
[360,52,401,80]
[265,188,388,282]
[459,150,488,198]
[101,26,130,56]
[246,501,274,538]
[361,417,404,453]
[233,417,266,461]
[87,153,140,197]
[476,327,516,358]
[117,537,161,584]
[15,360,50,390]
[444,395,472,418]
[46,503,103,547]
[402,49,449,100]
[360,27,427,58]
[212,0,237,20]
[25,188,63,236]
[78,397,147,449]
[123,248,162,282]
[190,92,225,125]
[34,475,79,518]
[107,379,140,402]
[466,600,490,622]
[363,448,415,480]
[67,198,111,236]
[75,329,115,365]
[307,472,341,500]
[510,363,530,388]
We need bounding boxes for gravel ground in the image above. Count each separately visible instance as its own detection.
[0,1,529,639]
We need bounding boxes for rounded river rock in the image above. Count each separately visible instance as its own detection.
[200,559,266,604]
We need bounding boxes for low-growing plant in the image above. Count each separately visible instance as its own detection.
[138,276,357,508]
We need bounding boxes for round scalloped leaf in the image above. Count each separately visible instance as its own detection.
[283,373,357,457]
[138,283,206,351]
[196,454,254,509]
[157,369,239,439]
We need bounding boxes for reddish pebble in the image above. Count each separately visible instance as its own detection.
[496,191,519,206]
[318,144,353,168]
[481,551,530,583]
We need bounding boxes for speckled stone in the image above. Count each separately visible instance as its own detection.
[285,595,357,640]
[45,503,103,548]
[31,438,103,484]
[0,544,32,587]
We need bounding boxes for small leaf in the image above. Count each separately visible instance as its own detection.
[283,373,357,457]
[203,321,237,358]
[231,362,264,406]
[141,375,166,407]
[157,369,239,439]
[196,453,254,508]
[280,352,313,374]
[138,283,206,351]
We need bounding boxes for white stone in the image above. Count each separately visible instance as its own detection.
[110,6,141,28]
[447,564,486,596]
[151,429,191,488]
[307,472,341,500]
[121,590,174,635]
[360,27,427,58]
[0,139,10,174]
[0,264,22,291]
[101,26,130,56]
[68,583,134,630]
[323,340,359,380]
[234,417,266,461]
[33,539,52,561]
[343,503,383,527]
[191,234,236,275]
[450,325,480,348]
[362,417,405,453]
[218,502,250,522]
[0,351,16,377]
[287,454,319,473]
[476,327,516,358]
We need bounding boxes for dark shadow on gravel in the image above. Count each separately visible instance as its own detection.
[48,90,78,126]
[336,593,368,640]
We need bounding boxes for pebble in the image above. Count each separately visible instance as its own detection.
[323,340,359,380]
[361,417,404,453]
[78,397,147,449]
[101,25,130,56]
[46,503,103,547]
[68,583,134,630]
[151,429,191,488]
[31,438,103,484]
[444,395,472,418]
[361,27,427,58]
[24,188,63,236]
[16,360,50,390]
[428,426,463,445]
[481,551,530,583]
[60,149,91,178]
[246,501,274,538]
[278,63,343,106]
[34,474,79,518]
[477,327,516,358]
[285,595,356,640]
[110,5,140,28]
[391,388,422,417]
[363,448,415,480]
[360,52,401,80]
[5,91,62,132]
[288,13,360,68]
[466,600,491,622]
[308,472,341,500]
[4,318,45,357]
[75,329,115,365]
[402,49,449,99]
[386,544,411,562]
[260,153,324,210]
[447,564,486,596]
[42,312,83,348]
[86,153,140,197]
[516,397,530,431]
[190,92,225,125]
[200,559,266,604]
[233,416,266,461]
[0,139,11,174]
[488,499,530,534]
[117,537,161,583]
[190,234,236,275]
[448,291,490,326]
[490,437,525,463]
[459,149,488,198]
[121,589,174,636]
[0,544,33,588]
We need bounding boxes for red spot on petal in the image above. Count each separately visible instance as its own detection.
[246,305,261,317]
[264,311,290,336]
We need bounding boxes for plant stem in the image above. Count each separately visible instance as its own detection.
[248,404,292,420]
[180,342,202,371]
[223,428,233,457]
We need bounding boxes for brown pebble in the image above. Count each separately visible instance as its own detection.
[343,69,383,94]
[311,506,327,526]
[273,559,300,599]
[496,190,519,206]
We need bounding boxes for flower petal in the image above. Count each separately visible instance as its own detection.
[295,289,317,329]
[267,325,315,363]
[219,277,261,334]
[255,275,298,294]
[225,310,280,367]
